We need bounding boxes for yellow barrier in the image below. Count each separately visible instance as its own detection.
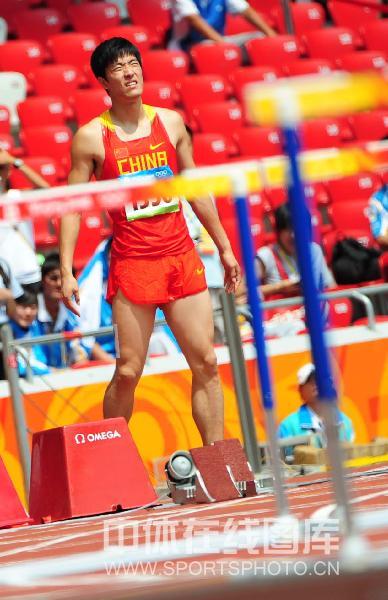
[245,72,388,126]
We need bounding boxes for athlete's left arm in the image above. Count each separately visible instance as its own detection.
[169,110,241,293]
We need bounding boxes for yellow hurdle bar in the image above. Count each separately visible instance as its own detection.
[245,72,388,127]
[1,144,388,220]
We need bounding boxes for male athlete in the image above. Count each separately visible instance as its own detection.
[60,38,241,445]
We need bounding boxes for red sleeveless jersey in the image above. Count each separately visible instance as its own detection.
[99,105,193,259]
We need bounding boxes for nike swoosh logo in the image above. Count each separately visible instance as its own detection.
[196,268,204,275]
[150,142,164,151]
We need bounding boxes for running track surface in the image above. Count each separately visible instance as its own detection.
[1,464,388,600]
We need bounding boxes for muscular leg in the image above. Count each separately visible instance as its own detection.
[163,289,224,445]
[103,289,156,421]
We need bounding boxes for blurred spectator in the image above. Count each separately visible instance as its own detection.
[278,362,355,460]
[77,237,116,363]
[8,290,51,377]
[38,253,86,367]
[0,149,49,193]
[0,257,24,378]
[0,149,49,292]
[369,183,388,251]
[256,203,335,299]
[253,203,335,336]
[169,0,276,50]
[77,238,181,363]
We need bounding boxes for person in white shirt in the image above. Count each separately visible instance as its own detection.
[0,149,49,292]
[169,0,276,51]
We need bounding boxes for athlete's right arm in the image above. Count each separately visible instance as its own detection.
[60,126,96,316]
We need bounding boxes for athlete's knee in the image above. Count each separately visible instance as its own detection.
[191,349,218,380]
[115,361,142,385]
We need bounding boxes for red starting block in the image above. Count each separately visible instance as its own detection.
[214,439,257,497]
[0,456,31,528]
[165,438,259,504]
[29,417,157,523]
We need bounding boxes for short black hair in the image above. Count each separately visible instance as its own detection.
[41,252,60,279]
[16,290,38,306]
[90,37,142,79]
[274,203,292,233]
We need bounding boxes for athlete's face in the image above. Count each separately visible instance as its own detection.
[102,54,144,100]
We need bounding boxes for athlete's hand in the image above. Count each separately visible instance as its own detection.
[220,248,241,294]
[61,272,80,316]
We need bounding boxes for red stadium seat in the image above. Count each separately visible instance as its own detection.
[216,195,236,221]
[245,35,301,70]
[328,0,381,34]
[142,50,189,86]
[46,0,72,11]
[249,0,281,21]
[284,58,333,76]
[126,0,172,46]
[9,156,62,189]
[234,126,283,158]
[328,297,353,328]
[0,106,10,134]
[326,171,382,204]
[193,101,243,155]
[0,40,43,79]
[0,0,30,35]
[192,133,229,165]
[21,125,72,172]
[73,212,105,272]
[304,181,330,207]
[72,89,112,126]
[265,186,288,210]
[229,66,280,103]
[224,14,257,35]
[30,64,82,105]
[13,9,65,45]
[33,216,58,250]
[178,74,228,126]
[299,117,353,150]
[329,199,370,231]
[362,20,388,54]
[337,50,387,72]
[142,81,176,108]
[348,110,388,142]
[17,96,69,128]
[190,43,242,80]
[101,25,151,52]
[302,28,357,65]
[0,133,16,153]
[273,2,325,36]
[48,33,98,81]
[68,2,120,37]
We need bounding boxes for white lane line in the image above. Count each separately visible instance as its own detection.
[0,519,296,586]
[0,497,274,559]
[311,488,388,521]
[0,530,104,560]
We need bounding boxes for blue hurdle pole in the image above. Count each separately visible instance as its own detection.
[282,124,354,536]
[232,173,289,517]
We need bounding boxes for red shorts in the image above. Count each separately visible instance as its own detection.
[107,247,208,305]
